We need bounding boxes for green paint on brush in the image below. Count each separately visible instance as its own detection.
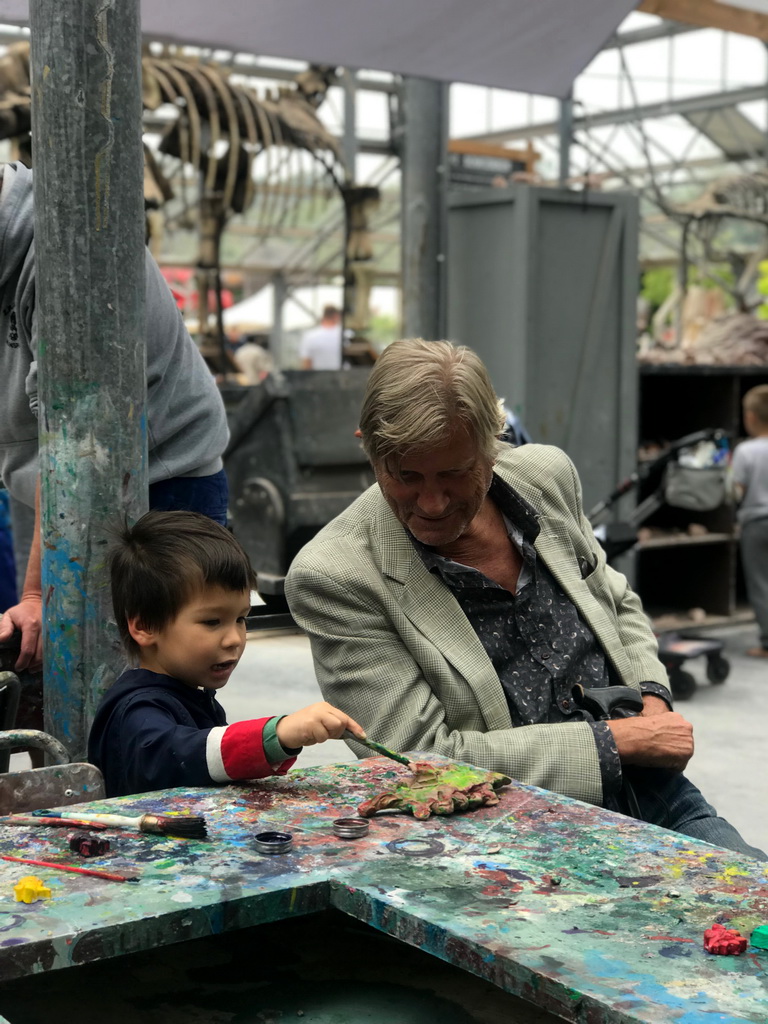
[343,731,410,766]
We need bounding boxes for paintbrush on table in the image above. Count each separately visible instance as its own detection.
[0,815,111,830]
[343,730,411,767]
[31,809,208,840]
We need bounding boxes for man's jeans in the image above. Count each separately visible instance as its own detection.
[615,767,766,861]
[149,468,229,526]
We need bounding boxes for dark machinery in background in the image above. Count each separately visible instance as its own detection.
[587,428,732,700]
[223,369,374,625]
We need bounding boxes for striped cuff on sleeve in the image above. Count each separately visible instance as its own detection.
[205,718,277,782]
[206,726,229,783]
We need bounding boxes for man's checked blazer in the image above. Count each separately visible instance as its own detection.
[286,444,670,806]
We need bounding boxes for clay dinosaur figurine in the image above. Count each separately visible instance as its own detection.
[358,762,511,820]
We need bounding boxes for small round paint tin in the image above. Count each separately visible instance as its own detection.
[333,817,370,840]
[254,830,293,854]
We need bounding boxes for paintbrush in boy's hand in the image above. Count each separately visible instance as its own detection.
[343,730,411,767]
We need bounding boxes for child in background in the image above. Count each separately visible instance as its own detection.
[733,384,768,657]
[88,510,365,796]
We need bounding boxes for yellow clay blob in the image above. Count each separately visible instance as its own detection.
[13,875,51,903]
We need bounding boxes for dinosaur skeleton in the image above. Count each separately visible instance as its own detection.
[142,53,347,362]
[0,43,381,362]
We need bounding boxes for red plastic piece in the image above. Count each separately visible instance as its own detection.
[703,922,747,955]
[69,832,111,858]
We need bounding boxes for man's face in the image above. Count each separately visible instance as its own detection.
[376,424,494,548]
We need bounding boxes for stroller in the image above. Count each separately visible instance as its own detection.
[587,428,732,701]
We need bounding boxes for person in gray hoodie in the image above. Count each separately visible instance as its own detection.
[0,162,230,673]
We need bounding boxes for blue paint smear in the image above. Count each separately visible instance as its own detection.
[584,950,758,1019]
[659,944,693,959]
[673,1014,753,1024]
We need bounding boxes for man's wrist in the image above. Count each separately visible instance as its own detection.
[641,693,671,716]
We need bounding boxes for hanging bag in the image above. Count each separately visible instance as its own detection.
[663,462,729,512]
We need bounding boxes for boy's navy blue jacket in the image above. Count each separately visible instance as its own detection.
[88,669,296,798]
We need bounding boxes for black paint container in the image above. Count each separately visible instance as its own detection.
[254,831,293,854]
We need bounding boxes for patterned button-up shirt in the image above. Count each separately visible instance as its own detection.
[410,474,668,798]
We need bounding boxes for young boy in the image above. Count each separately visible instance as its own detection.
[733,384,768,657]
[88,510,365,796]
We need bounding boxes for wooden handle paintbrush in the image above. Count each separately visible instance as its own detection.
[0,815,110,830]
[343,730,411,767]
[31,809,208,840]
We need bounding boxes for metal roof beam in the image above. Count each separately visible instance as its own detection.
[603,19,700,48]
[463,84,768,144]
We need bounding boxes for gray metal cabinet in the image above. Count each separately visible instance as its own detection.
[447,185,639,513]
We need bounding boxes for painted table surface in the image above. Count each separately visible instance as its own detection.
[0,756,766,1024]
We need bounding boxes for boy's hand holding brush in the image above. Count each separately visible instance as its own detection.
[275,703,411,766]
[276,701,366,749]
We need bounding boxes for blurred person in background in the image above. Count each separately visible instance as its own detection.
[733,384,768,657]
[0,161,229,673]
[233,334,274,384]
[300,305,343,370]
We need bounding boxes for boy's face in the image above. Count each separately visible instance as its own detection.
[133,586,251,689]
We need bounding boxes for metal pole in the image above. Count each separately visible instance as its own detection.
[30,0,147,758]
[558,89,574,188]
[342,69,357,184]
[271,272,286,368]
[400,76,448,340]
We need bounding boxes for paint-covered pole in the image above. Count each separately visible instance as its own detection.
[29,1,147,759]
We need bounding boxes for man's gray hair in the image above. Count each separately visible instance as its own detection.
[359,338,506,465]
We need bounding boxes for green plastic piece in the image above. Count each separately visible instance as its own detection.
[750,924,768,950]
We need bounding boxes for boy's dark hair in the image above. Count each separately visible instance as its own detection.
[744,384,768,427]
[109,510,257,656]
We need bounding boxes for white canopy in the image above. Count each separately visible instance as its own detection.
[0,0,638,98]
[221,290,272,333]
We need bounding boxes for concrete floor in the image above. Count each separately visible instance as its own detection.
[221,622,768,855]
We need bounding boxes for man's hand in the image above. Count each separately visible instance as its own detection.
[0,595,43,672]
[276,701,366,749]
[607,711,693,772]
[1,479,43,672]
[640,694,670,717]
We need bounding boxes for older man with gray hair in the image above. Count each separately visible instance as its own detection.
[286,339,763,858]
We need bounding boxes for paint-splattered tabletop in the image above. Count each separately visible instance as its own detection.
[0,755,765,1023]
